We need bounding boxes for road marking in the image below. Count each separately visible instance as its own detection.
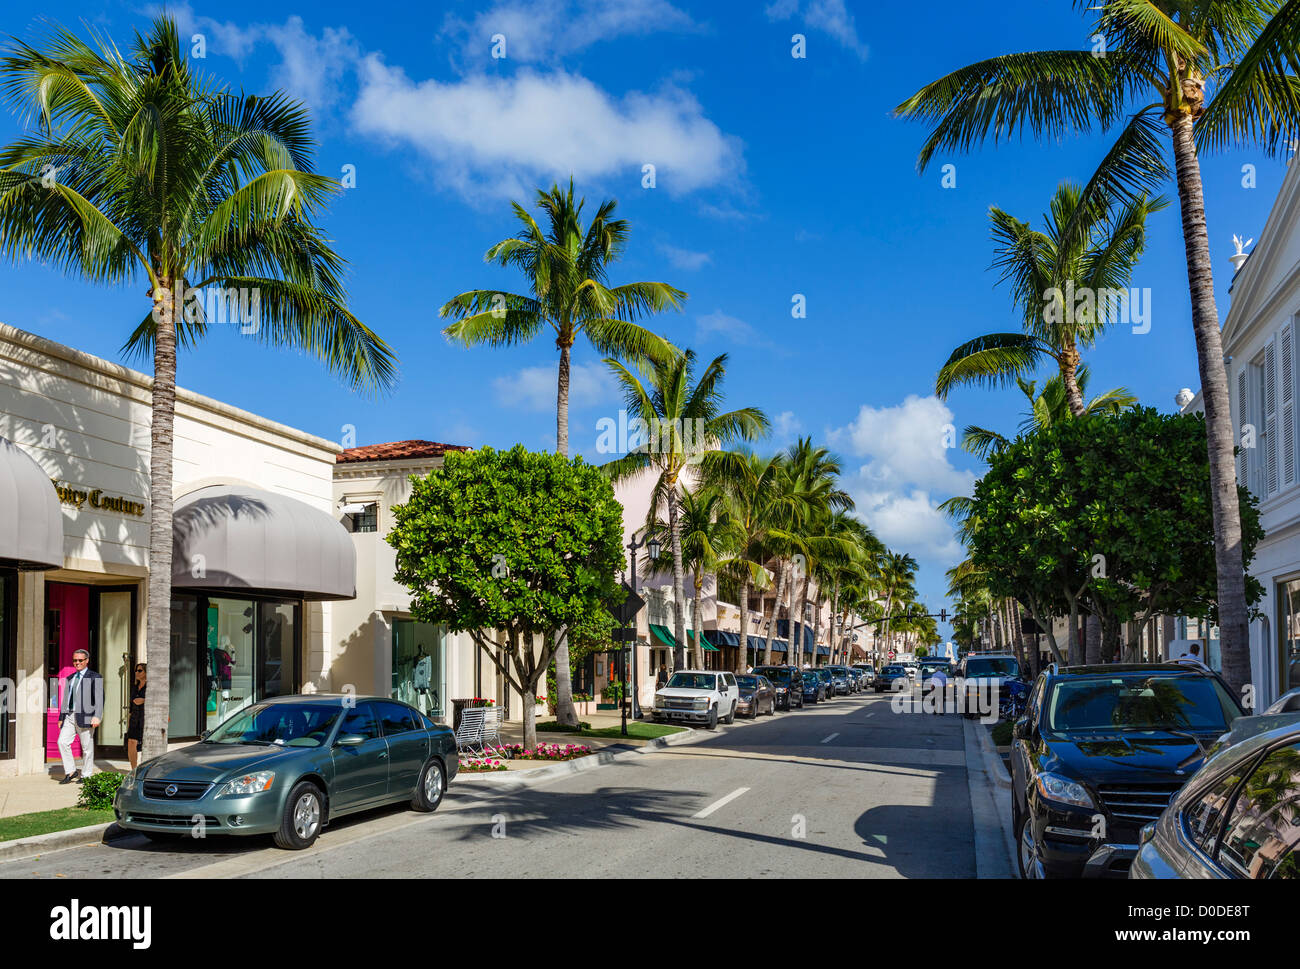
[821,732,839,744]
[692,787,750,819]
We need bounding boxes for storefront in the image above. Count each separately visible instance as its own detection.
[391,618,446,719]
[1,324,351,776]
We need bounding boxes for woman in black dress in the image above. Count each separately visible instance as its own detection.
[126,663,146,769]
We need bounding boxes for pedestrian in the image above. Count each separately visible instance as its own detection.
[57,649,102,784]
[126,662,146,769]
[656,664,669,689]
[929,667,948,715]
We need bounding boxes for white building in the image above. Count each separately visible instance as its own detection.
[1220,156,1300,706]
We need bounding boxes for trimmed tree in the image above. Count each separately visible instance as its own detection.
[388,446,625,750]
[969,408,1263,690]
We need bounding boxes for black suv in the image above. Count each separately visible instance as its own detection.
[1011,663,1245,879]
[753,665,804,710]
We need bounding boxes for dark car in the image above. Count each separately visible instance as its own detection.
[825,666,855,695]
[811,667,837,699]
[959,653,1023,719]
[800,672,826,704]
[1011,664,1245,879]
[1132,691,1300,880]
[874,664,909,693]
[114,695,457,850]
[736,675,777,718]
[754,665,804,710]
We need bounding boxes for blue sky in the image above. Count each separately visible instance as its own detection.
[0,1,1288,637]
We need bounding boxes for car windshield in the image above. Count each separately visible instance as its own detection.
[736,675,760,689]
[883,666,905,675]
[965,658,1019,677]
[757,669,791,684]
[1045,675,1240,733]
[666,673,716,691]
[205,702,342,747]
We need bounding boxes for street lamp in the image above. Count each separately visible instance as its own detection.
[625,529,661,732]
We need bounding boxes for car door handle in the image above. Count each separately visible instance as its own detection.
[378,752,388,759]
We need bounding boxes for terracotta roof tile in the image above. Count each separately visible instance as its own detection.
[336,439,471,464]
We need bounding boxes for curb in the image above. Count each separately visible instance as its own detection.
[975,720,1013,790]
[0,821,134,864]
[454,725,700,791]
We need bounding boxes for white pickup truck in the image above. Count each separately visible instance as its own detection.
[652,670,739,730]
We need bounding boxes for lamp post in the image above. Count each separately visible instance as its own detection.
[625,528,661,733]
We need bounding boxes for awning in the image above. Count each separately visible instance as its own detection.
[704,630,740,648]
[0,437,63,570]
[172,485,355,600]
[650,624,677,647]
[689,630,718,652]
[777,619,816,652]
[747,636,787,654]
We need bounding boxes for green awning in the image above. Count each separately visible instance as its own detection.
[649,624,677,647]
[689,630,719,652]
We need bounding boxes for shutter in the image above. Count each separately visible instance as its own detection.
[1238,368,1250,489]
[1265,339,1279,496]
[1284,320,1296,489]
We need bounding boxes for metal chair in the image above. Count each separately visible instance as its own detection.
[454,707,487,756]
[481,706,507,756]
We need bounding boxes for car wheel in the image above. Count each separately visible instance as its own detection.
[274,780,325,850]
[1016,813,1045,880]
[411,758,445,812]
[723,702,736,725]
[706,705,718,730]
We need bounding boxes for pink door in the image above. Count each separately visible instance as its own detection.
[46,584,90,761]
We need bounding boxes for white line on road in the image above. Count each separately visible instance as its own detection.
[821,732,840,744]
[692,787,750,819]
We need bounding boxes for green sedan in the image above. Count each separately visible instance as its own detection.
[114,695,459,849]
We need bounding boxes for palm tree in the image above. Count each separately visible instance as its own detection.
[440,179,683,723]
[936,180,1163,417]
[664,487,743,669]
[0,19,397,762]
[961,367,1138,461]
[897,0,1300,692]
[604,350,769,668]
[875,552,919,663]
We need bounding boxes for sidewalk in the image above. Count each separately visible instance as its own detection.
[0,760,130,819]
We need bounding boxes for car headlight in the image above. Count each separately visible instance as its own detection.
[216,770,276,798]
[693,697,710,709]
[1034,772,1094,810]
[119,766,144,793]
[775,687,787,694]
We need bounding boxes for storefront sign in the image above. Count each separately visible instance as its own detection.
[52,481,146,517]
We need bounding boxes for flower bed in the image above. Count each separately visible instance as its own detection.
[499,742,593,761]
[460,757,508,772]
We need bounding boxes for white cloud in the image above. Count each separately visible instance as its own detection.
[492,361,617,412]
[441,0,699,64]
[351,60,744,200]
[829,394,973,567]
[766,0,869,60]
[772,410,802,441]
[696,309,765,345]
[660,244,711,271]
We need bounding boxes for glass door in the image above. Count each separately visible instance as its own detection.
[205,598,256,733]
[0,571,13,758]
[95,589,134,753]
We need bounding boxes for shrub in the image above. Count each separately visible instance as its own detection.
[990,720,1014,747]
[77,772,123,810]
[537,719,590,732]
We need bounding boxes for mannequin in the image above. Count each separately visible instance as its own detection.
[214,635,235,719]
[413,646,433,715]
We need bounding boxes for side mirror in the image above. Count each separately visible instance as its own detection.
[1012,718,1031,742]
[336,734,365,747]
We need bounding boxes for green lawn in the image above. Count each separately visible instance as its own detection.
[536,720,684,740]
[0,807,115,843]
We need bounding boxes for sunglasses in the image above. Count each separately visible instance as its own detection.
[135,666,145,672]
[72,658,88,664]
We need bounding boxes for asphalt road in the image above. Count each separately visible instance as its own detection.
[0,690,985,879]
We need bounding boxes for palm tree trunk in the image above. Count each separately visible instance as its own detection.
[143,281,177,764]
[690,570,704,669]
[762,562,787,665]
[668,489,687,670]
[1169,113,1250,694]
[737,571,752,673]
[1060,344,1086,417]
[793,573,811,667]
[553,339,578,724]
[828,580,840,661]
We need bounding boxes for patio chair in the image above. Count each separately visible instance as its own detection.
[454,706,487,757]
[481,706,507,756]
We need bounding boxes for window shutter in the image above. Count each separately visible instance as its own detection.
[1238,368,1250,490]
[1265,339,1279,495]
[1283,320,1296,489]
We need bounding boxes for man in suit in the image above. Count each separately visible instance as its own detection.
[57,649,102,784]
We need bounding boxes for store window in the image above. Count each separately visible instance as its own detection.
[0,570,14,758]
[169,594,302,739]
[344,503,377,533]
[392,619,444,719]
[1280,578,1300,697]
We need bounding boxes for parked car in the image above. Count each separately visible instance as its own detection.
[958,653,1023,719]
[821,666,851,696]
[1011,663,1245,879]
[874,664,909,693]
[113,695,457,850]
[852,664,875,686]
[1131,691,1300,879]
[800,672,826,704]
[735,674,777,718]
[754,665,804,710]
[652,670,740,729]
[811,667,837,699]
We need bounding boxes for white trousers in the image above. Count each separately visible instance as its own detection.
[57,718,95,777]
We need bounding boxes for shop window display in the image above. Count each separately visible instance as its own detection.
[392,619,445,718]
